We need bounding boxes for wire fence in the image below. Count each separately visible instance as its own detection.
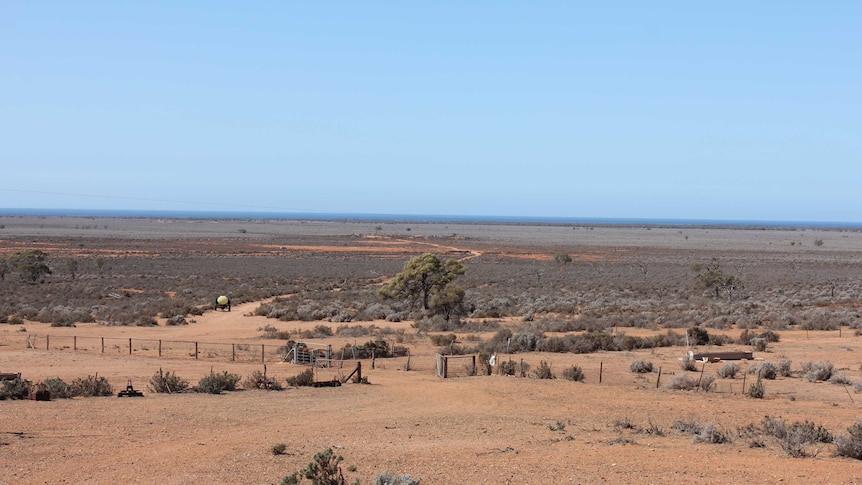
[22,334,745,393]
[26,334,291,364]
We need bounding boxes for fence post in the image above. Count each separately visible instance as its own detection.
[129,338,132,355]
[232,343,235,362]
[599,362,603,384]
[101,337,104,353]
[195,341,198,359]
[47,335,49,350]
[74,336,77,351]
[158,339,162,357]
[656,366,662,388]
[261,344,265,363]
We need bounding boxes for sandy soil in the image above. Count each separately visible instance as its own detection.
[3,297,862,485]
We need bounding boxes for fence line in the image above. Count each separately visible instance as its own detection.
[26,334,294,364]
[22,334,746,393]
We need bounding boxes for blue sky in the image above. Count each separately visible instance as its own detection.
[2,2,860,222]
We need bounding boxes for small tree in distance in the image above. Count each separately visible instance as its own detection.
[11,249,51,283]
[379,253,466,311]
[693,258,743,299]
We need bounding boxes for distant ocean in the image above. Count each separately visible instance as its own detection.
[0,208,859,228]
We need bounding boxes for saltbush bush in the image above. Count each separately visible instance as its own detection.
[70,375,113,397]
[629,359,654,374]
[149,369,190,393]
[562,365,585,382]
[0,378,31,400]
[196,371,241,394]
[717,362,739,378]
[286,368,315,387]
[834,421,862,460]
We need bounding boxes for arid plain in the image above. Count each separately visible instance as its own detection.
[2,216,862,484]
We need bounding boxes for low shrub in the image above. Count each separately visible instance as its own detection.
[746,379,765,399]
[561,365,585,382]
[149,369,190,393]
[829,371,853,385]
[777,358,793,377]
[286,368,315,387]
[762,415,832,457]
[196,371,241,394]
[834,421,862,460]
[0,378,31,400]
[70,375,113,397]
[629,359,654,374]
[749,361,777,380]
[680,354,698,372]
[533,360,554,379]
[429,334,457,346]
[692,422,731,444]
[699,375,716,392]
[802,360,834,382]
[243,370,284,390]
[373,471,421,485]
[498,360,517,376]
[717,362,739,378]
[271,443,288,456]
[667,373,698,390]
[38,377,73,399]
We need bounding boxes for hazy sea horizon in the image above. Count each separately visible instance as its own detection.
[1,207,860,229]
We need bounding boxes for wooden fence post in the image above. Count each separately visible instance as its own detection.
[129,338,132,355]
[158,339,162,357]
[656,366,662,388]
[101,337,104,353]
[232,343,235,362]
[73,336,77,351]
[261,344,265,363]
[599,362,603,384]
[195,341,198,359]
[46,335,49,350]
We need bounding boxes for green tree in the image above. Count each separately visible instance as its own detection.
[379,253,466,311]
[428,282,467,322]
[11,249,51,283]
[693,258,743,299]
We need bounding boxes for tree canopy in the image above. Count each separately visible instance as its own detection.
[378,253,466,312]
[693,258,743,299]
[11,249,51,283]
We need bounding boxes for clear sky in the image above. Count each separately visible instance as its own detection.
[2,2,860,222]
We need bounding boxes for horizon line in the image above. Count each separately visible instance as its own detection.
[1,207,860,228]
